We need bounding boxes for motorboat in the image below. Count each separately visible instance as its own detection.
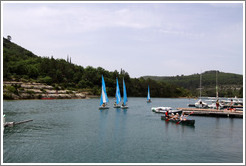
[151,107,182,114]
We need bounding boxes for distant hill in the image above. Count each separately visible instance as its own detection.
[142,71,243,97]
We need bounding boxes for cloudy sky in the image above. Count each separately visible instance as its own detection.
[2,2,244,78]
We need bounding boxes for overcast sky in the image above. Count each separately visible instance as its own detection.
[2,2,244,78]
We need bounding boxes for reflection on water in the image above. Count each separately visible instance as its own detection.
[163,120,195,136]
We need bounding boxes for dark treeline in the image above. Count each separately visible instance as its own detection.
[3,37,190,98]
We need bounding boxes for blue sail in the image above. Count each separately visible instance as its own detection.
[100,75,109,106]
[147,85,151,101]
[115,78,121,105]
[123,78,128,105]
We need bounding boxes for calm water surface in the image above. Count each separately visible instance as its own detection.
[3,98,243,163]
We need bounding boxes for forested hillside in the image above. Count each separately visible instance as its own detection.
[3,37,190,98]
[143,70,243,97]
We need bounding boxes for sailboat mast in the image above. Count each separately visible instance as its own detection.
[200,73,202,98]
[216,70,218,99]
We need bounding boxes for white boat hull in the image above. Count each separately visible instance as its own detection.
[195,100,208,108]
[152,107,172,112]
[121,106,129,109]
[151,107,182,114]
[114,105,121,108]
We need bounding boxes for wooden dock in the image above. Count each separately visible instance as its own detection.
[178,108,243,118]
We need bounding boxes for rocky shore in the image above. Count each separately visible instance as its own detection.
[3,81,91,100]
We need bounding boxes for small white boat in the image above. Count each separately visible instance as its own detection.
[151,107,182,114]
[99,75,109,110]
[121,78,128,109]
[152,107,172,112]
[195,99,208,108]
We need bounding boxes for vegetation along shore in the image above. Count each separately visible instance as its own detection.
[3,37,243,100]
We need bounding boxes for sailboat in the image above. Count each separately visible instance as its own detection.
[147,85,151,103]
[114,78,121,108]
[208,71,224,109]
[121,78,128,109]
[194,72,208,108]
[99,75,109,109]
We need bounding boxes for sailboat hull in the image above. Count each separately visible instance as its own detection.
[99,106,109,109]
[121,106,129,109]
[114,105,121,108]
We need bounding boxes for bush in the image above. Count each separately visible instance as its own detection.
[37,76,52,84]
[6,85,18,95]
[3,92,14,99]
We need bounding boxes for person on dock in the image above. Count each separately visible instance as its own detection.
[216,99,220,110]
[228,99,234,112]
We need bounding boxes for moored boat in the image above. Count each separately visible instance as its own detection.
[151,107,182,114]
[195,99,208,108]
[161,116,195,126]
[188,72,208,108]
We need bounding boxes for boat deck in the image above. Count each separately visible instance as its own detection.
[178,108,243,118]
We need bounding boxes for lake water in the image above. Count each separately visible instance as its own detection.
[3,98,244,163]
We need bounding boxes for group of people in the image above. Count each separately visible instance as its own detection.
[216,99,235,111]
[165,111,187,121]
